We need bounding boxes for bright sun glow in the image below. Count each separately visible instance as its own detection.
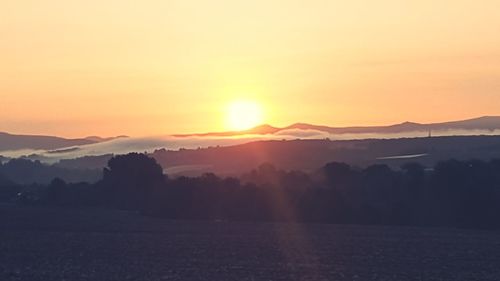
[226,100,264,131]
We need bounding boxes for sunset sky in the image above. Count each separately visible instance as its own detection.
[1,0,500,137]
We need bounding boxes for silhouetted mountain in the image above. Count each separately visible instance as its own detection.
[173,124,280,137]
[175,116,500,137]
[287,116,500,134]
[285,121,427,134]
[427,116,500,131]
[84,135,129,142]
[0,132,127,151]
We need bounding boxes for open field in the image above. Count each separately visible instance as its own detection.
[1,204,500,281]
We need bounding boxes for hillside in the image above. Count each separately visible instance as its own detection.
[0,132,126,151]
[150,135,500,176]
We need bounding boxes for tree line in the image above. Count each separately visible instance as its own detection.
[7,153,500,229]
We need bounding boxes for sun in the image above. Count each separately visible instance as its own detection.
[226,100,264,131]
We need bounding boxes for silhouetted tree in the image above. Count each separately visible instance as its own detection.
[101,153,166,210]
[7,154,500,229]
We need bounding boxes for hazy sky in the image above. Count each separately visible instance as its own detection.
[1,0,500,137]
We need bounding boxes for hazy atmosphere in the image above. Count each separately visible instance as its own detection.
[2,1,500,137]
[3,2,500,281]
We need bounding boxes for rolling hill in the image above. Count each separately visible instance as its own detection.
[174,116,500,137]
[0,132,126,151]
[150,135,500,176]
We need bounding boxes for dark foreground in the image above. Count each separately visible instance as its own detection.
[1,204,500,281]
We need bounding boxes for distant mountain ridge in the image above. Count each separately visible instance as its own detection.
[84,135,129,142]
[2,116,500,153]
[173,124,281,137]
[0,132,127,151]
[174,116,500,137]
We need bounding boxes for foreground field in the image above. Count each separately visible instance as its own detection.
[1,204,500,281]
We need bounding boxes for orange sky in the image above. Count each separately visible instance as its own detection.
[1,1,500,137]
